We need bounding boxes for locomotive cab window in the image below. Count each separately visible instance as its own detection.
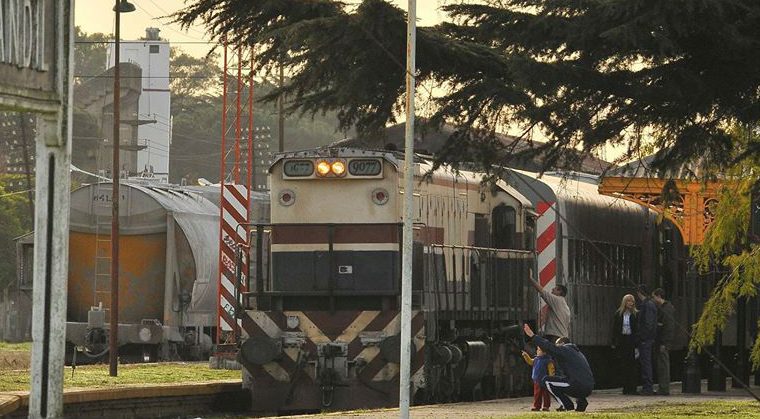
[492,204,516,249]
[525,216,536,251]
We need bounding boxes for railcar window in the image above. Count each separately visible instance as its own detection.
[620,245,627,285]
[492,205,517,249]
[567,239,643,287]
[612,245,619,285]
[593,245,600,285]
[568,239,575,283]
[580,241,588,284]
[601,243,608,285]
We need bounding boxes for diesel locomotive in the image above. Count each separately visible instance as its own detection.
[234,147,686,412]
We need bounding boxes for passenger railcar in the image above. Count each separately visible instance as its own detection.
[503,170,688,386]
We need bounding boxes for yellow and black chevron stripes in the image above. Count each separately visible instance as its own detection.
[242,310,425,384]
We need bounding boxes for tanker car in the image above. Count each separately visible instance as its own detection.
[18,182,269,363]
[233,147,686,413]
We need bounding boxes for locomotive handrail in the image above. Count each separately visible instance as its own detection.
[428,243,535,256]
[424,243,535,320]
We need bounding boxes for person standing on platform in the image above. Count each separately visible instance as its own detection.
[523,323,594,412]
[611,294,639,394]
[522,345,556,411]
[528,277,571,343]
[636,284,658,395]
[652,288,675,395]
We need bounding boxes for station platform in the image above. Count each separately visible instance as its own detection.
[0,379,756,418]
[271,380,759,419]
[0,379,245,418]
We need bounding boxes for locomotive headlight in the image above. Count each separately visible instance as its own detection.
[316,160,331,176]
[279,189,296,206]
[372,188,389,205]
[331,161,346,176]
[138,326,152,343]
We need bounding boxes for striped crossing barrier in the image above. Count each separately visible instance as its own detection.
[218,184,249,336]
[536,201,557,331]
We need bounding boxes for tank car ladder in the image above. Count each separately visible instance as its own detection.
[92,183,113,312]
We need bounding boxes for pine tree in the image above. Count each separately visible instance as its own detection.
[173,0,760,172]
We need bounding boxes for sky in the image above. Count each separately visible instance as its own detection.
[75,0,448,58]
[75,0,625,162]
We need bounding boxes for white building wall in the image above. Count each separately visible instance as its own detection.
[108,30,171,183]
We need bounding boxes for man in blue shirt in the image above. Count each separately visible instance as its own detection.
[523,323,594,412]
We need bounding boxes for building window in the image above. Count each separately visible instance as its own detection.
[149,45,160,54]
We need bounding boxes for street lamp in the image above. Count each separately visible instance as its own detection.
[110,0,135,378]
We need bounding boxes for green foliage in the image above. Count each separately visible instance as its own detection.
[172,0,760,172]
[0,176,32,290]
[74,27,110,83]
[170,48,222,99]
[0,341,31,352]
[168,45,343,184]
[690,128,760,367]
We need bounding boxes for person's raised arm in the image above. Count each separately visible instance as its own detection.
[524,324,561,357]
[527,276,543,293]
[524,323,535,338]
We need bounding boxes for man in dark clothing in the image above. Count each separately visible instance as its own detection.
[523,324,594,412]
[636,284,658,395]
[652,288,675,395]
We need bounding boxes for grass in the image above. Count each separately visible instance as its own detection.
[0,362,241,392]
[0,342,31,370]
[0,343,241,392]
[0,342,32,352]
[507,401,760,419]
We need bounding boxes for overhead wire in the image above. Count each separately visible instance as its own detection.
[0,188,34,199]
[132,2,209,42]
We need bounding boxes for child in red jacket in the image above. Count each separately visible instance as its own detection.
[522,346,555,411]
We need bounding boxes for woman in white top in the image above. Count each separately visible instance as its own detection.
[611,294,639,394]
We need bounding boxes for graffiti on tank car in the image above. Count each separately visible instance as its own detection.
[91,193,126,203]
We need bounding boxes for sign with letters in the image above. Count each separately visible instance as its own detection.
[3,0,74,417]
[0,0,59,113]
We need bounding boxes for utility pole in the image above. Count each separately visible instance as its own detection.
[278,60,284,152]
[399,1,416,418]
[110,0,122,378]
[110,0,135,378]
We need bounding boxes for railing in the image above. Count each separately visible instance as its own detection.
[423,244,535,319]
[238,223,535,316]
